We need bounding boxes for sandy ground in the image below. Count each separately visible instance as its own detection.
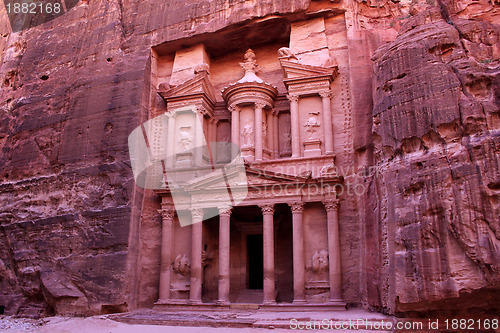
[0,316,296,333]
[0,314,395,332]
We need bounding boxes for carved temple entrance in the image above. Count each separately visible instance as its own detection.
[150,41,346,310]
[155,168,345,310]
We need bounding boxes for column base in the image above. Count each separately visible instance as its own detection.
[189,300,203,305]
[263,300,277,305]
[216,300,230,306]
[327,299,346,306]
[292,299,307,304]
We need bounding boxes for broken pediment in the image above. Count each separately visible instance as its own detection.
[279,59,338,81]
[158,70,217,107]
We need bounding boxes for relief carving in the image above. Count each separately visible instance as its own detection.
[311,250,329,273]
[278,47,298,62]
[177,126,193,151]
[173,254,191,276]
[303,112,321,139]
[320,163,338,177]
[241,121,254,147]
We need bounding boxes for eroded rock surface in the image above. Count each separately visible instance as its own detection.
[370,5,500,314]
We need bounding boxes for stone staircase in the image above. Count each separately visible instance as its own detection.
[234,289,263,305]
[110,308,395,331]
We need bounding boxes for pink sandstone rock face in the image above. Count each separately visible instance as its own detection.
[370,4,500,314]
[0,0,498,318]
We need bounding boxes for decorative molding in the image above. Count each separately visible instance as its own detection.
[323,199,340,212]
[289,201,304,213]
[255,102,267,110]
[259,203,275,215]
[228,105,240,113]
[218,206,232,217]
[286,94,299,103]
[319,91,333,99]
[158,208,175,220]
[191,208,204,220]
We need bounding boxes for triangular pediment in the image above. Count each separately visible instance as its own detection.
[280,59,337,80]
[180,165,309,192]
[159,72,216,104]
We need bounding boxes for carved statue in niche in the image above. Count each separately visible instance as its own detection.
[241,121,254,148]
[303,112,321,139]
[311,250,329,273]
[262,120,268,147]
[177,126,193,151]
[173,254,191,276]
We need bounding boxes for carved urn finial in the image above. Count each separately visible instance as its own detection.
[238,49,263,83]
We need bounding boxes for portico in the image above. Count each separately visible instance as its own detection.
[154,164,345,310]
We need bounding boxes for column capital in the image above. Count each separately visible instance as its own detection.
[218,206,232,217]
[158,208,175,220]
[165,111,177,119]
[228,105,240,113]
[319,90,333,99]
[254,102,267,110]
[289,201,304,213]
[191,208,204,220]
[259,203,275,215]
[272,108,280,116]
[323,199,340,212]
[287,94,299,103]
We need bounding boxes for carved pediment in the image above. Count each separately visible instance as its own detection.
[279,59,338,81]
[179,165,309,192]
[159,71,217,105]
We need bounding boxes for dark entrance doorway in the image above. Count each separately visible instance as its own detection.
[247,234,263,289]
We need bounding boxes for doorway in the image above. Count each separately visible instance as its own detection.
[247,234,263,289]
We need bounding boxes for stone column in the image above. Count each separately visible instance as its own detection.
[320,91,334,155]
[259,203,275,304]
[218,206,231,304]
[190,208,204,304]
[289,202,306,303]
[272,110,279,159]
[230,106,240,145]
[267,111,274,158]
[323,199,343,302]
[230,105,240,159]
[287,94,300,157]
[254,102,265,161]
[166,112,176,168]
[194,111,204,166]
[209,118,217,163]
[158,207,175,301]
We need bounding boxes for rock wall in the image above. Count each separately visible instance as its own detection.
[0,0,498,317]
[369,2,500,314]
